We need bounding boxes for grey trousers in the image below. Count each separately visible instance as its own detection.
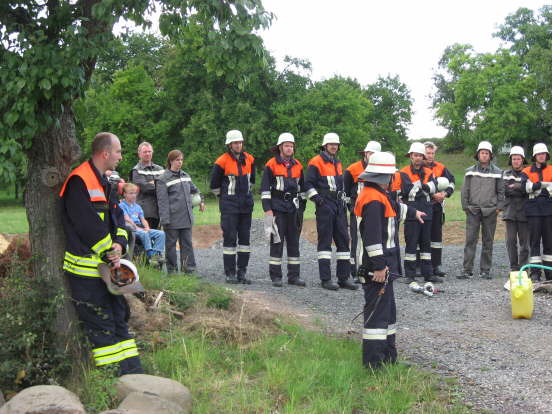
[165,228,196,273]
[463,211,497,273]
[505,220,529,271]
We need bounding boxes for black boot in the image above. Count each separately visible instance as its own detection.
[321,280,339,290]
[424,275,442,283]
[225,271,239,284]
[237,268,252,284]
[433,266,446,277]
[272,278,283,287]
[288,278,306,287]
[338,279,359,290]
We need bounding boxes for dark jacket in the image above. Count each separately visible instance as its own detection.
[461,162,505,216]
[260,155,305,213]
[210,151,255,214]
[502,168,527,221]
[156,169,201,229]
[399,165,437,219]
[520,163,552,217]
[304,151,344,205]
[130,162,165,218]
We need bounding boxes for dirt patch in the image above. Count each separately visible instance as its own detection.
[192,224,221,248]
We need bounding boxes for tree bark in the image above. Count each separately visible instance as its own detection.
[24,105,84,359]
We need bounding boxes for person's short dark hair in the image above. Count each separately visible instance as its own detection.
[92,132,116,155]
[166,149,183,169]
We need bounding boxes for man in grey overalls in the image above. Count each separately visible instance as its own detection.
[460,141,505,279]
[502,146,529,272]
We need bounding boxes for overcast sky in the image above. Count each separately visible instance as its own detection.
[259,0,547,139]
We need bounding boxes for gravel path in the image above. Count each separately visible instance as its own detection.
[193,219,552,413]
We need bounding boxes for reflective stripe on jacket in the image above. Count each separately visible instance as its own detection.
[461,162,504,216]
[60,161,128,277]
[344,160,367,200]
[399,165,436,218]
[304,152,344,201]
[261,156,304,213]
[520,163,552,216]
[130,162,164,218]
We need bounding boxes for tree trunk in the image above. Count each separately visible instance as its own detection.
[24,105,84,360]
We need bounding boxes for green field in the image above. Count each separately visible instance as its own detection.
[0,150,510,234]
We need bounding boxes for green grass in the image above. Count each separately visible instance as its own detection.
[74,265,472,414]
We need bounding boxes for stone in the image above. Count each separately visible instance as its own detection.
[116,374,191,413]
[118,392,185,414]
[0,385,85,414]
[99,410,138,414]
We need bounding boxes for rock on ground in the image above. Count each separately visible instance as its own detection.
[118,392,185,414]
[116,374,191,413]
[0,385,85,414]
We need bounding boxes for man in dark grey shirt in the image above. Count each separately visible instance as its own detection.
[130,142,164,229]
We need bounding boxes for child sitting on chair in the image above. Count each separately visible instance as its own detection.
[120,183,165,264]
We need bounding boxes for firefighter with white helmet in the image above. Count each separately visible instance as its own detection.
[210,129,255,284]
[424,141,456,277]
[344,140,382,283]
[460,140,504,279]
[304,132,358,290]
[502,145,529,273]
[354,151,425,368]
[520,143,552,281]
[260,133,306,287]
[399,142,439,284]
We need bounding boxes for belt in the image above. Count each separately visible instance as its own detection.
[271,190,297,201]
[318,189,346,200]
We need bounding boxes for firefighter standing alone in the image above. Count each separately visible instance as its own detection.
[304,132,358,291]
[344,140,381,283]
[210,130,255,284]
[260,133,307,287]
[60,132,143,376]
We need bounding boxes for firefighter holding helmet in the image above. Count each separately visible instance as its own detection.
[60,132,143,376]
[260,132,306,287]
[304,132,358,291]
[521,143,552,281]
[210,130,255,284]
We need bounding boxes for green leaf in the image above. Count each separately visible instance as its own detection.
[39,79,52,90]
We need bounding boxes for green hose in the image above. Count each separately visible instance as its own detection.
[519,264,552,286]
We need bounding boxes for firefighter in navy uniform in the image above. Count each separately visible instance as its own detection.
[355,152,425,368]
[424,141,455,277]
[210,130,255,284]
[260,133,307,287]
[304,132,358,291]
[60,132,143,376]
[344,140,381,283]
[400,142,440,284]
[521,143,552,281]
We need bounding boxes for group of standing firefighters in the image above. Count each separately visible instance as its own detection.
[59,129,552,375]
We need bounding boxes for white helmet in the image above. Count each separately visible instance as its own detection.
[321,132,340,146]
[363,140,381,153]
[532,143,549,160]
[98,259,144,295]
[191,192,202,207]
[475,140,493,160]
[405,142,426,158]
[276,132,295,146]
[363,152,397,174]
[510,146,525,158]
[225,130,244,145]
[436,177,450,192]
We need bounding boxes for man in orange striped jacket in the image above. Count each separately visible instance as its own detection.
[210,130,255,284]
[305,132,358,291]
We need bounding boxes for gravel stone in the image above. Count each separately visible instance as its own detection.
[194,218,552,414]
